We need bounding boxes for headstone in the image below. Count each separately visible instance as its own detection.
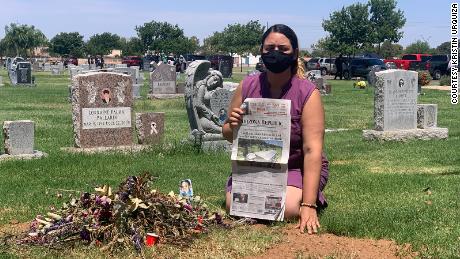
[0,76,3,87]
[374,70,418,131]
[367,65,382,87]
[219,60,233,78]
[15,62,32,85]
[80,64,90,70]
[210,88,235,125]
[3,120,34,155]
[150,63,177,94]
[71,72,133,148]
[51,66,60,75]
[135,113,165,144]
[417,104,437,129]
[44,63,51,72]
[362,70,448,141]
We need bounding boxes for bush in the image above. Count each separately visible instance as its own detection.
[418,70,432,86]
[439,75,451,86]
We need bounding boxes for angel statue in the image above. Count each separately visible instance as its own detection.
[185,60,225,142]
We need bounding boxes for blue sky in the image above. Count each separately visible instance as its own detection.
[0,0,450,50]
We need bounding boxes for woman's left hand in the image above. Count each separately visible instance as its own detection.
[298,207,320,234]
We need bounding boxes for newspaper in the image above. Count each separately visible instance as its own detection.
[230,98,291,221]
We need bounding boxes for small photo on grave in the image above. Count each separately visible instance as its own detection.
[236,138,282,163]
[179,179,193,198]
[100,88,112,104]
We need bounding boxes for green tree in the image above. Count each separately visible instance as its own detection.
[49,32,85,58]
[368,0,406,54]
[379,39,403,58]
[119,37,144,56]
[404,40,431,54]
[135,21,197,54]
[201,31,224,55]
[310,37,344,57]
[434,41,450,55]
[218,20,265,56]
[322,3,372,56]
[86,32,121,56]
[2,23,47,57]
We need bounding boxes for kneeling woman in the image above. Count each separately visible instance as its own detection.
[222,24,329,234]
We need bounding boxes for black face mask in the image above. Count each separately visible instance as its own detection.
[261,50,295,73]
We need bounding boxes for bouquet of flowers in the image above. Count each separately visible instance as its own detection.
[353,81,367,89]
[17,173,227,253]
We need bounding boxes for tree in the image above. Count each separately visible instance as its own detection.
[49,32,85,57]
[135,21,197,54]
[203,20,265,57]
[119,37,144,56]
[368,0,406,54]
[310,37,343,57]
[201,31,224,55]
[86,32,121,56]
[322,3,372,56]
[379,39,403,58]
[434,41,450,55]
[404,40,431,54]
[2,23,47,57]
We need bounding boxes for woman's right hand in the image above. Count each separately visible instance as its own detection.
[227,107,245,129]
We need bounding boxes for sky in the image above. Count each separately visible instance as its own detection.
[0,0,451,50]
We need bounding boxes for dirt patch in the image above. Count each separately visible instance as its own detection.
[0,222,30,236]
[246,225,416,259]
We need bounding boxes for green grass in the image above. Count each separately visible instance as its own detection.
[0,68,459,258]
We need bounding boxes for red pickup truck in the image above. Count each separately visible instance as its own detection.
[384,54,432,70]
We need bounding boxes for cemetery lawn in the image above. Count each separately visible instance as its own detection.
[0,69,459,258]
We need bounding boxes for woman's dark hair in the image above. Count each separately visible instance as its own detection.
[260,24,299,74]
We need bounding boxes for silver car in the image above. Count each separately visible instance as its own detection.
[318,58,336,75]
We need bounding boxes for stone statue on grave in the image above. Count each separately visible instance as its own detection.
[185,60,225,142]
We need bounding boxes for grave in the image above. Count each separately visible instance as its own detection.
[1,120,46,160]
[9,61,34,86]
[0,76,3,87]
[135,113,165,145]
[44,63,51,72]
[148,63,181,99]
[185,60,235,150]
[306,70,327,95]
[367,65,383,87]
[70,72,134,148]
[362,70,448,141]
[114,67,141,99]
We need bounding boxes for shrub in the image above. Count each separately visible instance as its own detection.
[418,70,432,86]
[439,75,451,86]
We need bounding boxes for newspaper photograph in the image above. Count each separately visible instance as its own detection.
[230,98,291,221]
[231,98,291,164]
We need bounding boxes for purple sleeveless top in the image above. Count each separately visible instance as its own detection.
[241,72,329,206]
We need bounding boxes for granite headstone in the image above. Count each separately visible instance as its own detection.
[3,120,34,155]
[417,104,437,129]
[71,72,133,148]
[135,112,165,144]
[374,69,418,131]
[150,63,177,94]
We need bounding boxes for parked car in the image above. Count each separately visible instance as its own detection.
[122,56,143,68]
[183,54,206,62]
[384,54,431,70]
[318,57,336,75]
[343,58,386,79]
[63,56,78,67]
[426,54,450,80]
[306,58,321,71]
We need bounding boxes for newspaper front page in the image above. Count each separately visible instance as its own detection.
[230,98,291,221]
